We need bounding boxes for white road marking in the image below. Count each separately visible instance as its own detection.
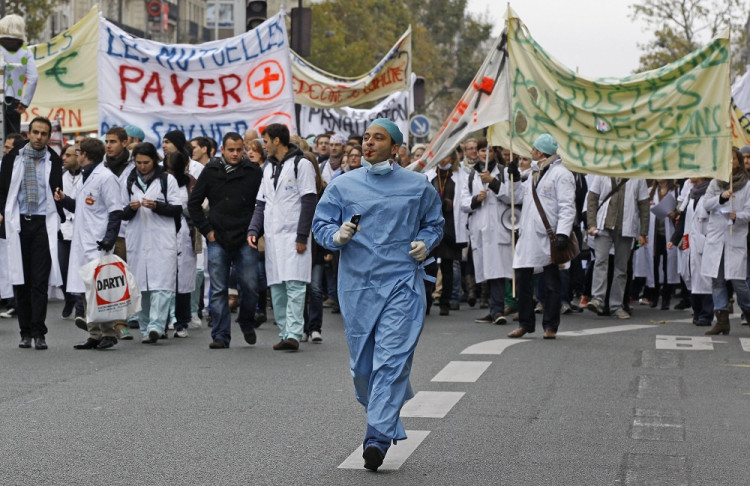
[400,391,465,418]
[431,361,492,383]
[655,335,719,350]
[338,430,430,470]
[461,339,527,355]
[557,324,656,336]
[740,338,750,352]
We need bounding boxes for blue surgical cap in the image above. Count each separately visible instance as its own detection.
[533,133,558,156]
[368,118,403,147]
[124,125,146,141]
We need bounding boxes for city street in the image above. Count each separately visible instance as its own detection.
[1,299,748,485]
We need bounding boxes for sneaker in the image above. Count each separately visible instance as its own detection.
[174,329,189,338]
[118,329,133,340]
[586,299,605,314]
[254,311,267,327]
[534,302,543,314]
[74,316,88,331]
[612,308,631,319]
[742,314,748,326]
[300,332,309,342]
[209,340,229,349]
[560,303,573,315]
[638,298,651,306]
[579,295,590,307]
[311,331,322,342]
[148,330,161,342]
[492,314,507,325]
[322,299,335,308]
[189,316,203,329]
[0,307,16,318]
[243,331,257,345]
[167,322,175,330]
[474,314,493,323]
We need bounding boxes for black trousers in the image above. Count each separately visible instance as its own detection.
[4,97,21,137]
[14,216,51,338]
[425,258,454,309]
[516,264,562,333]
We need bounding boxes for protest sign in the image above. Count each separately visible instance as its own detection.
[408,31,510,172]
[490,8,731,181]
[25,7,99,132]
[299,86,410,138]
[98,12,296,146]
[291,27,411,108]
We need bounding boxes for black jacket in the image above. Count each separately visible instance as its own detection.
[0,142,65,239]
[188,157,262,251]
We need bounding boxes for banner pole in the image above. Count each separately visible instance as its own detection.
[507,5,516,299]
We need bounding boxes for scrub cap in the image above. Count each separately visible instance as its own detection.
[740,145,750,155]
[533,133,558,156]
[330,133,347,145]
[124,125,146,141]
[368,118,403,147]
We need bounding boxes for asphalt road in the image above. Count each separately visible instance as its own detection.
[1,298,748,485]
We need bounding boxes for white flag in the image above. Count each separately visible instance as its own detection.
[408,31,510,172]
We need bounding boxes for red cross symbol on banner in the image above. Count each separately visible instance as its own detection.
[247,60,286,101]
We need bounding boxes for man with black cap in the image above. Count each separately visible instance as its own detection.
[312,118,444,471]
[163,130,203,180]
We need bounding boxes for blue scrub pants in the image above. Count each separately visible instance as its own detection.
[139,290,174,337]
[190,269,205,318]
[271,280,306,341]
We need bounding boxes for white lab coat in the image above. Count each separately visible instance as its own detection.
[123,172,181,292]
[512,157,576,269]
[460,165,514,281]
[175,184,196,293]
[3,148,62,288]
[67,163,122,294]
[114,162,135,239]
[588,176,649,238]
[60,169,81,241]
[258,155,317,286]
[701,179,750,280]
[188,159,204,180]
[633,189,679,287]
[680,195,712,294]
[320,159,341,184]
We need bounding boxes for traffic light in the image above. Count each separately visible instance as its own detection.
[413,76,426,109]
[291,7,312,57]
[246,1,267,31]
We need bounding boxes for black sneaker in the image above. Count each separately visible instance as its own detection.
[74,317,88,331]
[61,301,75,319]
[96,336,118,349]
[474,314,493,323]
[492,314,507,325]
[243,331,257,345]
[363,446,385,472]
[209,340,229,349]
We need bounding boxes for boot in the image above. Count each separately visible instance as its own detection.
[705,310,730,335]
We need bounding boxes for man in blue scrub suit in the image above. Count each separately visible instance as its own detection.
[312,118,444,471]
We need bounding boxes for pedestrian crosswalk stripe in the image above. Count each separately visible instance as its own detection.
[655,335,718,350]
[338,430,431,470]
[431,361,492,383]
[740,338,750,352]
[461,338,527,355]
[400,391,465,418]
[557,324,656,336]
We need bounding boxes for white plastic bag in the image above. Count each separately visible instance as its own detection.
[77,254,141,323]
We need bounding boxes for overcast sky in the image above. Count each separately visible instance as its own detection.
[465,0,650,78]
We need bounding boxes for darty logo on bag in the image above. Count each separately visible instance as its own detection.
[94,262,130,305]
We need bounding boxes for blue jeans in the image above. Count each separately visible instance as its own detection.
[206,241,259,344]
[306,263,324,334]
[451,259,462,304]
[712,255,750,313]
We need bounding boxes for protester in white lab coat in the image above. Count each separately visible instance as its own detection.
[248,124,317,351]
[121,142,182,343]
[646,180,680,309]
[507,134,576,340]
[55,138,123,350]
[701,147,750,335]
[58,144,84,321]
[164,150,197,338]
[668,177,713,326]
[460,142,515,324]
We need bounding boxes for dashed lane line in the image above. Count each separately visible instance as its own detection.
[400,391,465,418]
[431,361,493,383]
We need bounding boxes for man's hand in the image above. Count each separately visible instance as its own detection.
[587,227,598,236]
[555,233,569,251]
[476,190,488,203]
[141,198,156,209]
[54,187,65,202]
[730,210,736,222]
[15,103,26,114]
[247,235,257,249]
[507,161,521,182]
[409,241,427,262]
[479,171,494,184]
[296,242,307,254]
[721,189,733,200]
[207,231,216,242]
[638,235,647,246]
[333,221,359,246]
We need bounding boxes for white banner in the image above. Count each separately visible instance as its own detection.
[98,13,296,147]
[732,65,750,115]
[299,87,411,138]
[409,31,510,172]
[291,27,411,108]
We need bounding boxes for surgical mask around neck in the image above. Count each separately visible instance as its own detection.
[362,159,392,175]
[530,160,540,172]
[439,162,452,170]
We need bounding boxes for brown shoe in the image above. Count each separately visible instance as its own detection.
[273,340,286,350]
[283,338,299,351]
[543,329,557,339]
[508,327,529,338]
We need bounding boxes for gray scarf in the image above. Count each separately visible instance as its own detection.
[22,146,46,213]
